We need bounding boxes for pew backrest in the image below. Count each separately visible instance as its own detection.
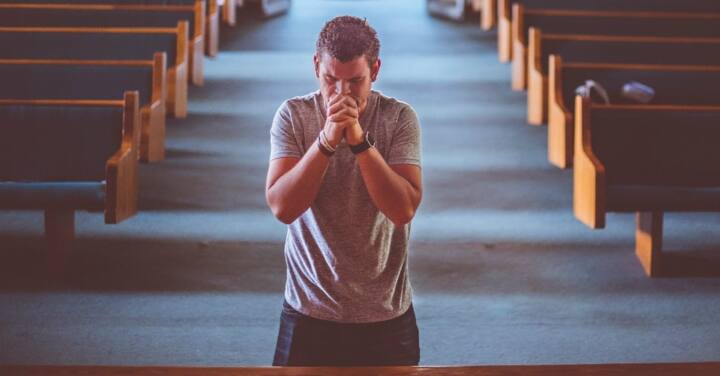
[0,92,139,223]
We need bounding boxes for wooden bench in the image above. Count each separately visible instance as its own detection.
[0,92,139,273]
[481,0,496,30]
[548,57,720,169]
[0,2,206,86]
[0,24,188,118]
[0,57,166,162]
[573,97,720,277]
[2,362,720,376]
[513,6,720,91]
[0,0,219,56]
[527,31,720,127]
[495,0,720,62]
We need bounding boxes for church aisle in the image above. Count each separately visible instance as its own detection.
[1,0,719,366]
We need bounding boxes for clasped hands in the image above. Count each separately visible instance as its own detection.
[323,93,364,148]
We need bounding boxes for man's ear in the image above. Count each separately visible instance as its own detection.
[370,58,381,82]
[313,53,320,78]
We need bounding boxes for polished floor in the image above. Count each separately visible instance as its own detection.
[1,0,720,366]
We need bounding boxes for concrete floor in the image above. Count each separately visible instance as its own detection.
[1,0,720,366]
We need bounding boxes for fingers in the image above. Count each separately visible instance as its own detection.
[328,100,359,120]
[327,95,359,116]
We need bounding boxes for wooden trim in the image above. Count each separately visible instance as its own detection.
[0,3,194,11]
[4,363,720,376]
[572,96,606,229]
[0,58,152,67]
[0,26,177,34]
[497,0,511,62]
[525,8,720,20]
[591,104,720,112]
[143,52,168,163]
[105,91,140,224]
[223,0,237,26]
[510,3,526,90]
[168,21,188,118]
[206,0,220,56]
[562,62,720,72]
[543,33,720,44]
[481,0,496,30]
[547,54,573,169]
[526,27,545,125]
[0,99,123,106]
[188,0,206,86]
[636,211,664,277]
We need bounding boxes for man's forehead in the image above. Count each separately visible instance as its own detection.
[318,53,369,76]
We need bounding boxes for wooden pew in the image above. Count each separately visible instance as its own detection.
[0,24,188,118]
[3,363,720,376]
[222,0,237,27]
[0,2,206,86]
[548,56,720,169]
[495,0,720,63]
[512,6,720,91]
[527,30,720,128]
[481,0,496,30]
[573,97,720,277]
[0,0,219,56]
[0,92,139,273]
[0,57,167,162]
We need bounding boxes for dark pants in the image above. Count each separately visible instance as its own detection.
[272,301,420,366]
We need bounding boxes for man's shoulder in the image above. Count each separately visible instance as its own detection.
[281,91,321,115]
[372,91,417,121]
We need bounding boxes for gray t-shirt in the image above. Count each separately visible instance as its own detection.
[269,90,421,323]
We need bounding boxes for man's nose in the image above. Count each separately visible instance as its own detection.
[337,81,351,95]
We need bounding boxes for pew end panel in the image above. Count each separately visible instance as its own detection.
[527,27,546,125]
[106,91,141,224]
[547,54,572,168]
[168,20,189,118]
[141,52,168,163]
[223,0,237,26]
[572,96,606,229]
[481,0,496,30]
[206,0,219,56]
[189,0,206,86]
[510,3,527,90]
[497,0,511,62]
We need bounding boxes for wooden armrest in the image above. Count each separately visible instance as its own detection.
[573,96,606,229]
[105,91,140,224]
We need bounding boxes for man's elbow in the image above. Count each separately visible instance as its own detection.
[266,193,297,225]
[269,204,297,224]
[389,208,416,226]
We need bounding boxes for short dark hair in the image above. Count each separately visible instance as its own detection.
[316,16,380,67]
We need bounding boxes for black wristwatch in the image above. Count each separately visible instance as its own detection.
[350,131,375,155]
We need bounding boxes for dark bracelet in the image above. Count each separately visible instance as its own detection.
[317,136,335,157]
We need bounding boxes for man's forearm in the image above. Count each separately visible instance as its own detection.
[267,140,330,224]
[356,148,421,226]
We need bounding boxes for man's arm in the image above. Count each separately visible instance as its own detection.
[266,95,354,224]
[356,149,423,226]
[265,141,331,224]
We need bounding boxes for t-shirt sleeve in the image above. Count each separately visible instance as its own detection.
[270,100,303,161]
[387,104,421,166]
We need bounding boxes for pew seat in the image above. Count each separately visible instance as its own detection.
[0,57,166,162]
[512,7,720,91]
[0,2,206,86]
[527,30,720,127]
[0,94,139,272]
[573,98,720,276]
[0,24,188,118]
[547,57,720,168]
